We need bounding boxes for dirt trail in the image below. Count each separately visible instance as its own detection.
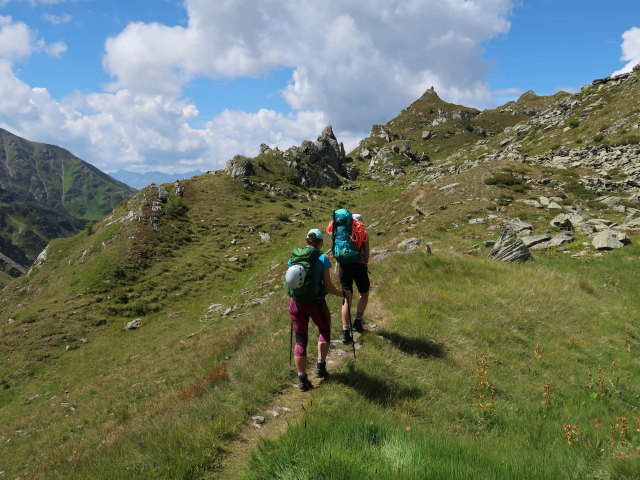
[208,291,390,479]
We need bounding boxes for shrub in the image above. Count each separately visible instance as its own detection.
[484,172,523,187]
[165,197,188,219]
[565,181,597,200]
[276,214,290,222]
[282,202,294,209]
[567,118,580,129]
[286,168,301,186]
[593,134,605,143]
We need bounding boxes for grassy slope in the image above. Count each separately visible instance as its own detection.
[1,72,640,479]
[245,246,640,479]
[0,152,407,479]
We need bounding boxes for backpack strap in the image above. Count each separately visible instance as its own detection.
[331,209,337,259]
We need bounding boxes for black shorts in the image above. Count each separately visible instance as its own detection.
[339,263,370,294]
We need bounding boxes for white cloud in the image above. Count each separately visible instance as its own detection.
[0,61,328,173]
[1,1,518,174]
[0,15,67,62]
[41,13,72,25]
[104,0,514,129]
[43,40,67,57]
[612,27,640,76]
[0,16,36,61]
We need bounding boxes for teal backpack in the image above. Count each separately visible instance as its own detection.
[331,208,364,264]
[285,247,325,304]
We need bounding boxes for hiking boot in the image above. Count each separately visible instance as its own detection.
[298,375,314,392]
[315,362,329,378]
[353,318,364,333]
[341,329,352,345]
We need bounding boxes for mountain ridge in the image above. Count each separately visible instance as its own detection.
[0,128,136,284]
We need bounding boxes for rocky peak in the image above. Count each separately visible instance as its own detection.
[421,86,440,99]
[225,155,255,179]
[284,125,357,188]
[517,90,538,102]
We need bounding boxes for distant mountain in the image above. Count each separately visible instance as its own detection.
[0,128,136,282]
[111,169,204,189]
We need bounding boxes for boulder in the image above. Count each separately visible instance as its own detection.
[125,318,142,330]
[488,226,531,263]
[592,230,629,250]
[258,232,271,243]
[520,234,551,248]
[530,232,574,250]
[397,238,421,251]
[550,212,591,230]
[596,195,622,208]
[622,217,640,230]
[505,218,533,236]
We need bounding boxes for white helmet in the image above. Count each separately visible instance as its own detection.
[285,265,306,289]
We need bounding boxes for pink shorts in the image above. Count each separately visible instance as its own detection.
[289,298,331,356]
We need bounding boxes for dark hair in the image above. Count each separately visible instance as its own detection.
[306,233,322,246]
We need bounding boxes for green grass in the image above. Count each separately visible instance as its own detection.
[241,247,640,479]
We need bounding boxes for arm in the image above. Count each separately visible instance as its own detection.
[322,267,343,297]
[363,240,370,264]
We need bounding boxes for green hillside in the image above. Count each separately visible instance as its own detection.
[0,129,136,284]
[0,70,639,479]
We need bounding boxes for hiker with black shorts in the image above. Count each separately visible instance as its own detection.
[285,229,343,391]
[326,210,370,345]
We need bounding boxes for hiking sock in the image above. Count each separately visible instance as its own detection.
[341,326,352,344]
[315,360,329,378]
[353,313,364,333]
[298,372,313,391]
[317,358,326,365]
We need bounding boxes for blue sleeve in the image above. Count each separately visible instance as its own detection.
[319,254,331,270]
[288,259,292,266]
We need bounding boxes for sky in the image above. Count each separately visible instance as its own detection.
[0,0,638,174]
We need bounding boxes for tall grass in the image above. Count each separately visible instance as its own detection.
[243,245,640,479]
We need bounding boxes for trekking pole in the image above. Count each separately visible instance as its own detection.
[343,292,356,360]
[289,321,293,366]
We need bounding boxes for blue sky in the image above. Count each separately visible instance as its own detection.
[0,0,638,174]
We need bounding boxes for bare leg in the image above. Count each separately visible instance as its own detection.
[341,290,353,327]
[294,355,306,374]
[318,341,329,360]
[356,291,369,315]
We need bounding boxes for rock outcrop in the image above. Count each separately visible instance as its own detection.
[225,155,256,179]
[488,226,531,263]
[284,126,358,188]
